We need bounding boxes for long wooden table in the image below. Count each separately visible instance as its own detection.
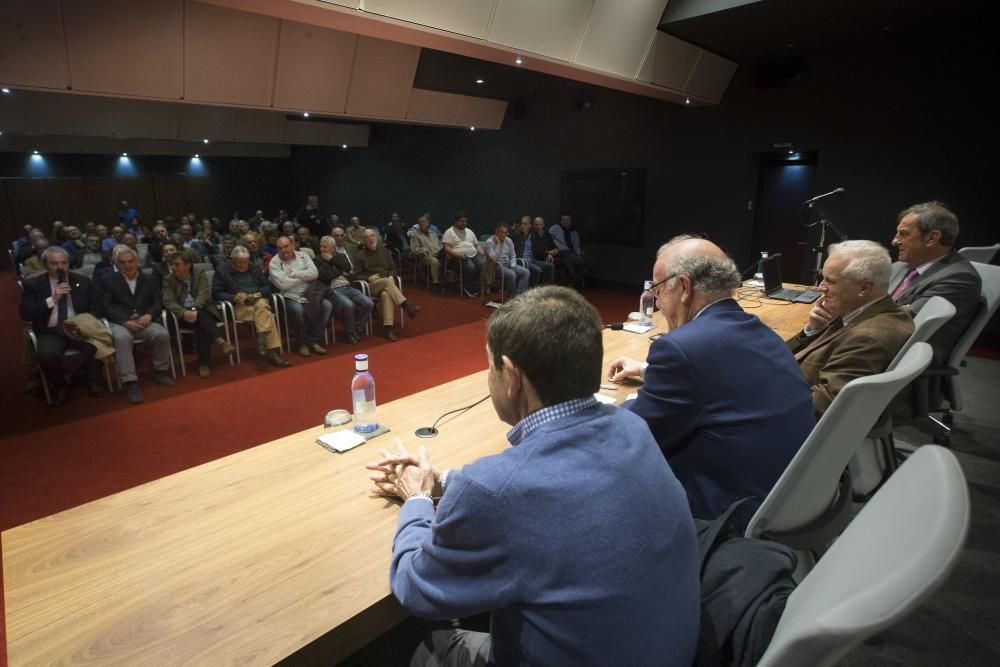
[2,290,810,665]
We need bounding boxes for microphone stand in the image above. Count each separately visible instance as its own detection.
[804,203,849,286]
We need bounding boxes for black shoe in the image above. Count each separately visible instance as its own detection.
[267,351,292,368]
[151,372,174,387]
[383,326,398,341]
[345,333,360,345]
[402,302,421,319]
[256,333,269,357]
[125,381,143,404]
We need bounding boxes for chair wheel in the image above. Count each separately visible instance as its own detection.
[933,434,951,446]
[942,412,954,425]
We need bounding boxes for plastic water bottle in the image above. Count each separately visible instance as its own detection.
[639,280,656,323]
[754,251,769,282]
[351,353,377,434]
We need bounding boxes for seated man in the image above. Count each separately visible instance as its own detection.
[295,194,325,238]
[407,216,441,238]
[80,233,104,269]
[442,211,485,297]
[22,237,50,278]
[409,213,443,290]
[212,247,291,368]
[100,244,174,404]
[549,214,592,287]
[242,232,266,271]
[510,215,542,286]
[61,226,84,267]
[367,286,699,666]
[296,226,318,258]
[102,226,125,255]
[315,235,373,345]
[525,216,558,285]
[890,201,982,367]
[354,228,420,341]
[344,216,366,247]
[16,228,46,266]
[268,236,332,357]
[19,246,105,405]
[381,213,410,261]
[789,240,914,415]
[483,222,530,297]
[609,236,815,519]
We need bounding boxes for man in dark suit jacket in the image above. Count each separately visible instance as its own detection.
[789,240,913,415]
[608,237,815,519]
[99,244,173,404]
[19,246,104,405]
[890,201,982,367]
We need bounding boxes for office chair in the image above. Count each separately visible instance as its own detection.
[745,343,933,571]
[757,445,969,667]
[957,243,999,264]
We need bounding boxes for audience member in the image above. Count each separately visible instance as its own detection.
[22,237,51,278]
[524,216,557,284]
[608,236,815,518]
[178,222,196,248]
[345,216,366,246]
[368,286,699,666]
[549,214,591,287]
[117,200,140,230]
[483,222,530,297]
[268,236,331,357]
[147,224,169,264]
[789,240,913,415]
[409,214,443,290]
[247,210,266,231]
[890,201,982,366]
[328,214,340,232]
[162,249,234,378]
[80,234,104,269]
[296,194,325,237]
[212,247,290,367]
[261,229,279,258]
[16,228,46,265]
[242,232,266,271]
[407,217,440,238]
[62,226,84,267]
[100,245,174,404]
[281,219,296,238]
[442,211,485,297]
[102,226,125,255]
[354,228,420,341]
[296,226,318,257]
[382,213,410,259]
[19,246,105,404]
[315,236,373,344]
[509,215,541,286]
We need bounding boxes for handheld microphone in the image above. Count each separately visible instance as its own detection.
[57,269,68,284]
[415,394,491,438]
[804,188,845,205]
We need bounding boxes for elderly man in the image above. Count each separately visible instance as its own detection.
[367,286,699,666]
[268,236,331,357]
[22,237,50,278]
[355,228,420,341]
[19,246,105,404]
[524,216,558,285]
[315,235,373,345]
[296,194,325,238]
[100,244,173,404]
[102,226,125,255]
[442,211,485,297]
[146,224,169,264]
[213,246,290,367]
[549,214,591,287]
[609,236,815,519]
[789,240,914,415]
[295,226,318,257]
[890,201,981,366]
[409,213,443,290]
[345,216,366,247]
[80,234,104,269]
[483,222,530,297]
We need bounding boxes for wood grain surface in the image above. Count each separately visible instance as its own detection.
[3,291,809,665]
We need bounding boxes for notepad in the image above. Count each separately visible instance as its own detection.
[316,430,366,453]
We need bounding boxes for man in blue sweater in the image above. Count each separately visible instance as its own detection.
[368,286,700,666]
[609,236,815,519]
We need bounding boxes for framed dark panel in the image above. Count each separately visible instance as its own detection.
[560,168,646,247]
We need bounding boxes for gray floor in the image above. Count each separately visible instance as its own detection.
[842,355,1000,666]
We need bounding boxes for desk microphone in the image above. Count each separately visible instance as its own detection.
[604,323,624,331]
[415,394,491,438]
[804,188,845,205]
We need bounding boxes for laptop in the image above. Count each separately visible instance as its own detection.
[761,255,822,303]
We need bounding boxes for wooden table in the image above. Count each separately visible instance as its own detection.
[2,291,810,665]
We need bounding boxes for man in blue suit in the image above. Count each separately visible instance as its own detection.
[609,236,815,518]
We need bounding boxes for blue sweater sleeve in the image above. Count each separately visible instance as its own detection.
[390,475,518,620]
[624,335,700,457]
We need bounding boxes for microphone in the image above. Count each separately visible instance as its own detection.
[57,269,68,284]
[415,394,491,438]
[804,188,845,205]
[604,323,624,331]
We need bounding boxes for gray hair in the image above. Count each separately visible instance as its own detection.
[656,235,741,296]
[230,246,250,259]
[320,235,336,246]
[112,244,137,262]
[40,245,69,264]
[898,201,959,246]
[827,240,891,291]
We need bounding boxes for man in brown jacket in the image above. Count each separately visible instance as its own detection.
[355,228,420,341]
[788,240,913,415]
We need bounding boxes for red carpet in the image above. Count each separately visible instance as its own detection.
[0,271,634,665]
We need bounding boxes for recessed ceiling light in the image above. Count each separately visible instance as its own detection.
[32,150,39,155]
[1,87,10,94]
[475,79,484,84]
[194,153,200,158]
[303,112,310,118]
[122,152,128,157]
[515,57,522,65]
[685,97,691,105]
[0,130,4,136]
[342,144,347,149]
[470,126,476,132]
[203,138,209,144]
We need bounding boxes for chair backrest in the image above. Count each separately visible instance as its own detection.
[756,445,969,667]
[886,295,955,371]
[193,262,213,273]
[957,243,999,264]
[746,342,933,539]
[945,262,1000,369]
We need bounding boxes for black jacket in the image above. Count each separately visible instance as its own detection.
[99,270,162,324]
[212,262,273,302]
[314,252,353,285]
[20,272,99,334]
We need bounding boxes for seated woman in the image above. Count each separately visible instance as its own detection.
[162,249,234,378]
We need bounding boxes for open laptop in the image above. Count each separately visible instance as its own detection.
[761,255,822,303]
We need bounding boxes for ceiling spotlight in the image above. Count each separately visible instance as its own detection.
[194,153,200,158]
[0,130,4,136]
[475,79,484,84]
[515,56,523,65]
[470,126,476,132]
[303,112,310,118]
[342,144,347,149]
[787,150,794,155]
[1,87,10,94]
[202,138,209,144]
[32,150,39,155]
[122,152,128,157]
[685,97,691,105]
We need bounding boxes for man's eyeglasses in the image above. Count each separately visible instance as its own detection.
[649,273,678,299]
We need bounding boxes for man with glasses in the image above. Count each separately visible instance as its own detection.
[608,235,814,519]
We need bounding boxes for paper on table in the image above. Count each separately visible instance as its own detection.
[316,430,366,453]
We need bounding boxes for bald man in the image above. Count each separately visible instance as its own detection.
[608,236,815,519]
